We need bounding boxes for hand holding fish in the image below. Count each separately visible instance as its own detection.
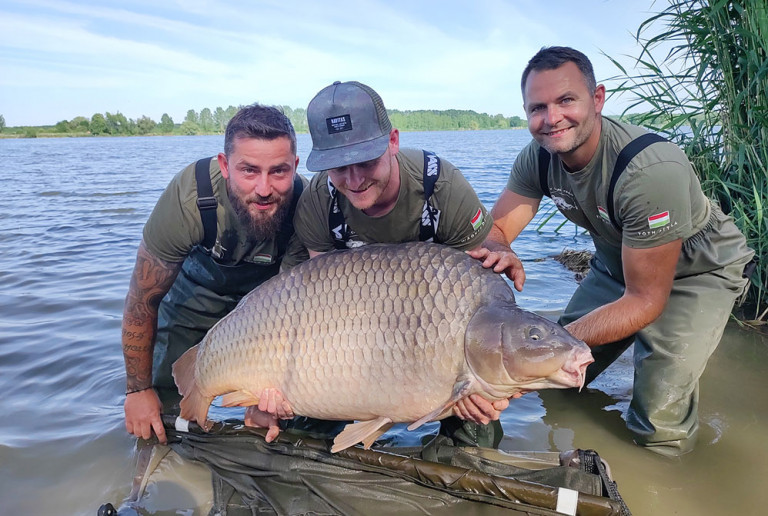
[453,394,511,425]
[244,388,295,442]
[466,243,526,292]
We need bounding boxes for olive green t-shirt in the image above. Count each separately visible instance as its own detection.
[294,148,492,252]
[143,158,309,268]
[506,117,752,277]
[508,117,711,249]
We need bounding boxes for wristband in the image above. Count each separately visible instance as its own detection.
[125,386,152,395]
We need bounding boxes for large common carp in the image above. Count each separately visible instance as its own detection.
[173,242,593,452]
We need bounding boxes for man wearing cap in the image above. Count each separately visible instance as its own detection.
[288,80,525,448]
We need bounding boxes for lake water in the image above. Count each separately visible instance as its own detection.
[0,130,766,515]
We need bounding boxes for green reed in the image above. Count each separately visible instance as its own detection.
[607,0,768,322]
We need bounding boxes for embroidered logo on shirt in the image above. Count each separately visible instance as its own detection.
[648,211,670,229]
[470,208,484,230]
[551,195,577,211]
[597,206,611,223]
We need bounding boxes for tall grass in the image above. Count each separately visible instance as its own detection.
[607,0,768,322]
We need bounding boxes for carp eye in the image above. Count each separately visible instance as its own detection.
[527,327,544,341]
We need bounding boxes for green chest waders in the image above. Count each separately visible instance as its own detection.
[152,246,281,401]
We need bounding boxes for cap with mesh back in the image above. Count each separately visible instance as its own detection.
[306,81,392,172]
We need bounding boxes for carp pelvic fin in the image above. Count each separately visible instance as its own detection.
[173,344,215,431]
[406,378,473,431]
[331,417,393,453]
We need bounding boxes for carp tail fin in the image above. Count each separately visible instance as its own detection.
[331,417,393,453]
[173,344,214,431]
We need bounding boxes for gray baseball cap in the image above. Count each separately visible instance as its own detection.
[306,81,392,172]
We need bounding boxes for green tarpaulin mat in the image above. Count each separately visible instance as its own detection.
[110,416,630,516]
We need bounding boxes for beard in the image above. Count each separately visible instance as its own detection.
[227,181,292,242]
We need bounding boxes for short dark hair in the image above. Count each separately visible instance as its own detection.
[224,104,297,157]
[521,46,596,96]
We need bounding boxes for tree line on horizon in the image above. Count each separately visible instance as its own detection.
[0,106,526,138]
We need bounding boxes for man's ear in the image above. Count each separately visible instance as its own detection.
[217,153,229,179]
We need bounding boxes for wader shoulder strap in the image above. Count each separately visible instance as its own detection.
[194,157,218,250]
[278,174,305,256]
[291,174,304,210]
[606,133,667,230]
[536,134,667,230]
[538,146,552,198]
[327,178,350,250]
[420,150,440,243]
[327,151,442,248]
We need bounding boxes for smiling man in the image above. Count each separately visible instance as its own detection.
[483,46,754,456]
[121,104,308,444]
[288,80,524,448]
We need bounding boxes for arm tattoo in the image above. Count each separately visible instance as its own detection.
[122,240,183,390]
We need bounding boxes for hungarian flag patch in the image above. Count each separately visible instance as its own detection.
[597,206,610,223]
[470,208,484,230]
[648,211,670,229]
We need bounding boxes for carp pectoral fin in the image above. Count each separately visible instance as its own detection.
[406,378,473,431]
[406,402,452,431]
[331,417,393,453]
[220,390,260,407]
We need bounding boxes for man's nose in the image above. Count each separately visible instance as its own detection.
[254,174,273,197]
[545,105,563,126]
[346,167,366,189]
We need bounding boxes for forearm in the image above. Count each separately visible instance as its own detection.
[121,241,181,391]
[568,241,681,347]
[482,224,514,249]
[564,294,664,347]
[122,299,157,392]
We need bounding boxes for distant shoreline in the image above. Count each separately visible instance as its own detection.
[0,107,528,139]
[0,126,529,140]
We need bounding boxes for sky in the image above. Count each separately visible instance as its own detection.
[0,0,661,127]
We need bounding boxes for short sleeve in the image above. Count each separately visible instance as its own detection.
[617,160,694,248]
[433,159,493,250]
[293,174,335,253]
[506,143,545,199]
[142,166,201,262]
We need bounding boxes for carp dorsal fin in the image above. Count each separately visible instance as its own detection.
[406,378,474,431]
[332,417,393,453]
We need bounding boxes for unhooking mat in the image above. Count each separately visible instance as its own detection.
[108,416,630,516]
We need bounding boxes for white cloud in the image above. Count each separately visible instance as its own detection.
[0,0,657,125]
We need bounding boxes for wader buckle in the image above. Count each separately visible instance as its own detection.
[196,196,218,211]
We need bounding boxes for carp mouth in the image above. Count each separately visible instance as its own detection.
[515,345,593,391]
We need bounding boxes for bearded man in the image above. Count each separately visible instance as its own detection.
[121,104,308,444]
